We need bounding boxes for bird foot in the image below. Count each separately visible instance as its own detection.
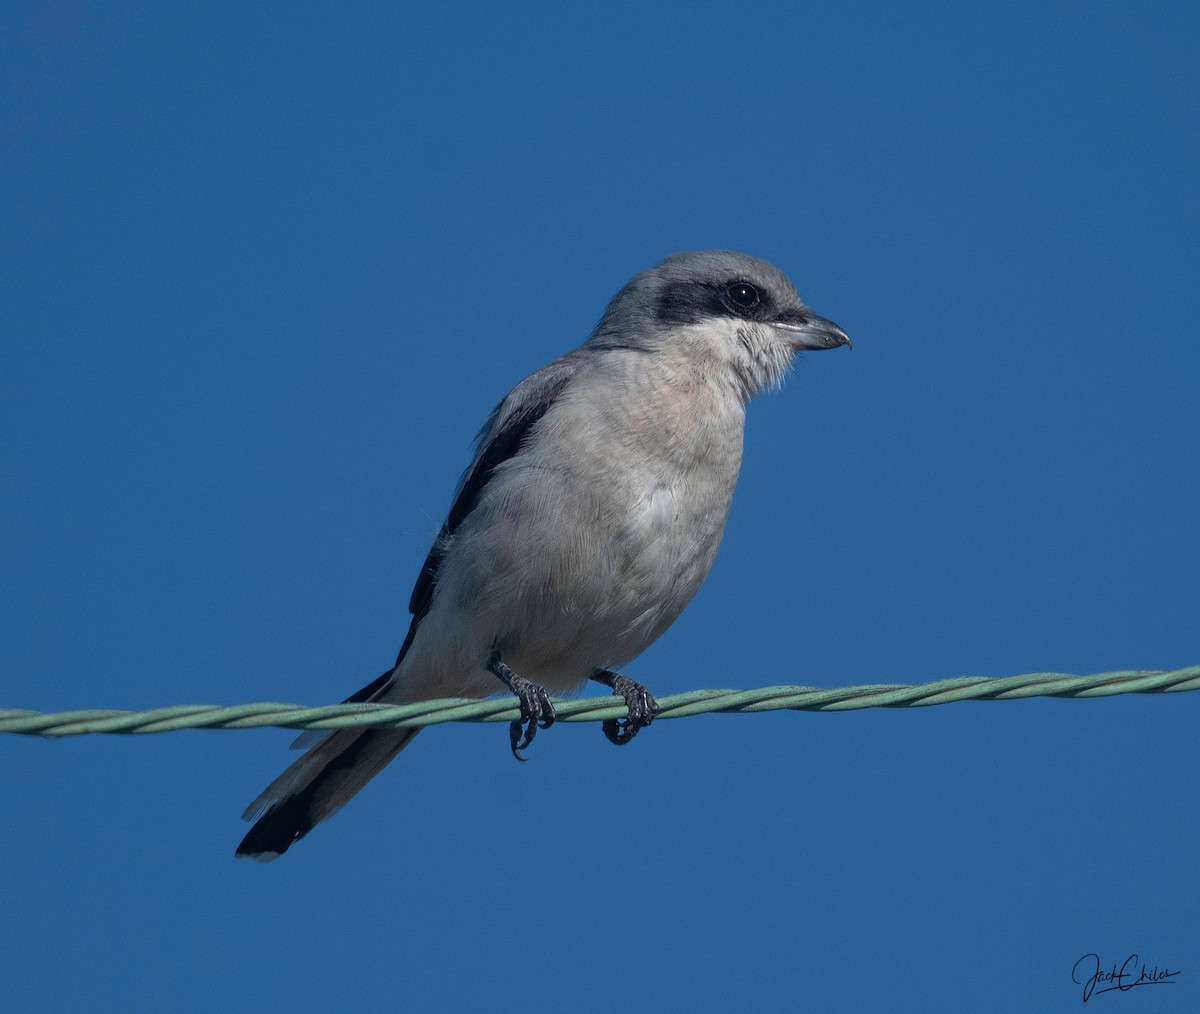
[506,675,556,760]
[488,655,556,761]
[599,672,658,745]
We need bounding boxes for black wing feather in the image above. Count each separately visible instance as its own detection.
[393,371,574,667]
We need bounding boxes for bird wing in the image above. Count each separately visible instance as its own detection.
[394,356,578,667]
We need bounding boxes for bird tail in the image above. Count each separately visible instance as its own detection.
[235,670,418,860]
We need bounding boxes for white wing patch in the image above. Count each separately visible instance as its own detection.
[635,480,680,534]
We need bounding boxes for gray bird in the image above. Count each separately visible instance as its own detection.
[236,250,850,859]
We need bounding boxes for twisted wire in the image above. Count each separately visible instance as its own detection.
[2,665,1196,737]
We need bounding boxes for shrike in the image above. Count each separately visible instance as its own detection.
[237,250,850,859]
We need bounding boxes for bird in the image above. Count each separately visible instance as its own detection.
[236,250,851,859]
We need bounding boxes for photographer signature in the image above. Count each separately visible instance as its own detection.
[1072,952,1181,1002]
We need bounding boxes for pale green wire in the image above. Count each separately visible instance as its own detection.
[2,665,1197,737]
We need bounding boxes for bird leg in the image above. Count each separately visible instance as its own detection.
[591,670,658,745]
[487,653,555,761]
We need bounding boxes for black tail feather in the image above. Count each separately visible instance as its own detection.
[236,726,418,860]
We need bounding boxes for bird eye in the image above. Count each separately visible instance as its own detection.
[726,282,760,309]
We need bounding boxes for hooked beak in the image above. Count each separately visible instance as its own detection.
[774,313,852,351]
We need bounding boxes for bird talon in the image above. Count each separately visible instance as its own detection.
[535,687,555,729]
[602,717,636,745]
[600,673,658,746]
[510,719,532,761]
[489,658,556,760]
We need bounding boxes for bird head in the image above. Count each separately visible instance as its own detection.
[589,250,851,400]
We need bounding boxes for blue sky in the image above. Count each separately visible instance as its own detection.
[2,3,1197,1011]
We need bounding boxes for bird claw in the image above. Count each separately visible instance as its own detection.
[506,675,556,761]
[487,655,556,761]
[602,673,658,746]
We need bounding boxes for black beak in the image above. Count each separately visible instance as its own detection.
[775,313,852,351]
